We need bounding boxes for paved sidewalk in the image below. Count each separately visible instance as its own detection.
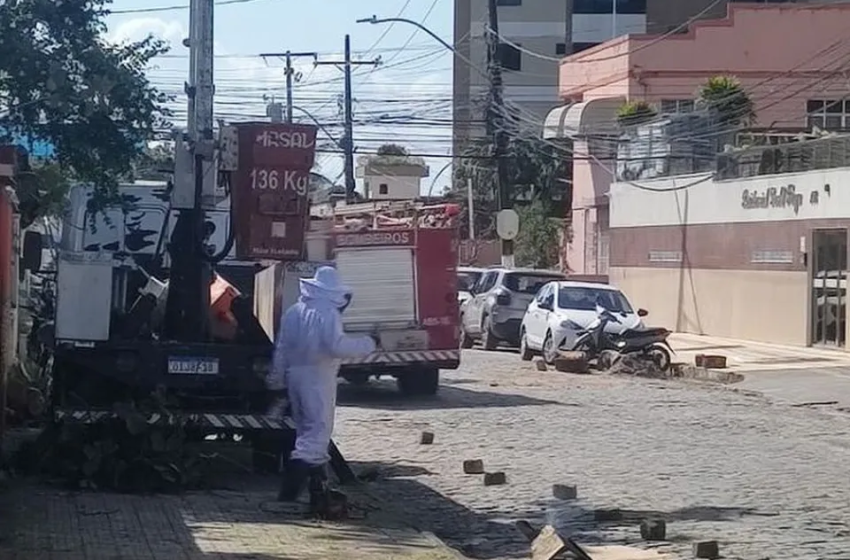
[670,332,850,407]
[0,478,463,560]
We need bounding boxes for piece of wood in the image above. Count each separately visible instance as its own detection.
[515,520,540,541]
[694,541,719,559]
[531,525,568,560]
[483,472,506,486]
[639,519,666,541]
[531,526,594,560]
[552,484,577,500]
[463,459,484,474]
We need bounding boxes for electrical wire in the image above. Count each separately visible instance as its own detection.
[109,0,269,15]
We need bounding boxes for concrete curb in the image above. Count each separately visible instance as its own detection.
[672,364,745,384]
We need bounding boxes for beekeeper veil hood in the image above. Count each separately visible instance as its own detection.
[299,266,351,308]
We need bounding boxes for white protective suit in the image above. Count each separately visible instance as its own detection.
[268,266,376,466]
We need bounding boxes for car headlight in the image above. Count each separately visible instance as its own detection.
[560,319,582,330]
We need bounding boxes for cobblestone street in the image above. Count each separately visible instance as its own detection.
[3,348,850,559]
[337,349,850,560]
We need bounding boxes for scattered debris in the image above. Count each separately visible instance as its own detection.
[552,483,577,500]
[535,359,548,372]
[607,354,668,379]
[693,541,720,559]
[530,525,594,560]
[790,400,839,408]
[515,519,541,541]
[483,472,506,486]
[419,431,434,445]
[594,508,624,522]
[553,351,590,374]
[695,354,727,369]
[463,459,484,474]
[640,519,667,541]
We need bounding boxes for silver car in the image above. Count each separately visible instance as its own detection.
[460,267,566,350]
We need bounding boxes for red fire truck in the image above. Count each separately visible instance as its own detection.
[254,200,462,396]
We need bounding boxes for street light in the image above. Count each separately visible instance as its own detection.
[356,15,482,77]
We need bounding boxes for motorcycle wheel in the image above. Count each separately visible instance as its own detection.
[648,345,672,371]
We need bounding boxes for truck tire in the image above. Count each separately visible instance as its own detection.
[397,366,439,397]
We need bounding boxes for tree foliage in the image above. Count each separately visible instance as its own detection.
[452,132,569,240]
[617,100,657,127]
[697,75,755,127]
[0,0,173,217]
[514,199,562,269]
[376,143,409,156]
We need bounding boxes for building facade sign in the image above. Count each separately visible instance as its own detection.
[609,169,847,228]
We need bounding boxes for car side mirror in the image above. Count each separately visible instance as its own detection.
[540,300,553,311]
[637,308,649,317]
[22,231,44,272]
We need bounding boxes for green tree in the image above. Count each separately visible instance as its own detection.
[0,0,172,218]
[697,75,755,127]
[514,199,561,269]
[617,100,658,127]
[376,143,409,156]
[453,134,569,239]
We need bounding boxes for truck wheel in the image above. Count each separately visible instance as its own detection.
[481,315,499,351]
[397,367,439,397]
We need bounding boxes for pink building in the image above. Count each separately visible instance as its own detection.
[545,3,850,275]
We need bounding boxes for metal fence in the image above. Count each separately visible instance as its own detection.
[716,135,850,180]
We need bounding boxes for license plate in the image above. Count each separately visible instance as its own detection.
[167,357,220,375]
[380,330,429,351]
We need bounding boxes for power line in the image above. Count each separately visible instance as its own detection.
[109,0,267,15]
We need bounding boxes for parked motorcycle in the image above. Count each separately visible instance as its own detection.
[565,305,674,371]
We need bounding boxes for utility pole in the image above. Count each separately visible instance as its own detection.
[315,35,380,203]
[165,0,214,340]
[259,51,318,122]
[486,0,513,267]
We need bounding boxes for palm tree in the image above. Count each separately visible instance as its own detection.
[697,75,755,127]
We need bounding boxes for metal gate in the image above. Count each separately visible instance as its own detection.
[811,229,847,347]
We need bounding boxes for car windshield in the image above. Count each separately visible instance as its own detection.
[557,286,634,313]
[458,271,482,292]
[504,273,562,295]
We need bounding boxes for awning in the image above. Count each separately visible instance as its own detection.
[542,96,625,139]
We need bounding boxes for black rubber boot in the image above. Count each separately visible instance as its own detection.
[278,459,310,502]
[308,463,330,515]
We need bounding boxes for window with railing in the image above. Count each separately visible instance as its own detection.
[660,99,695,114]
[807,99,850,130]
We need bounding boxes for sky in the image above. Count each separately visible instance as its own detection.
[104,0,457,195]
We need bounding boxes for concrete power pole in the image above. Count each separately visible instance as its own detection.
[259,51,318,122]
[164,0,215,340]
[486,0,514,267]
[315,35,380,203]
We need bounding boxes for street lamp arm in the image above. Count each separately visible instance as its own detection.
[356,15,456,54]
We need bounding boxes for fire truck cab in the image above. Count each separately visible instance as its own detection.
[255,200,462,396]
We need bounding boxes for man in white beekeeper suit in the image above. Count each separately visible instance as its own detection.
[268,265,377,502]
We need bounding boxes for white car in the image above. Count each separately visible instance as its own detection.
[519,280,648,363]
[457,266,485,309]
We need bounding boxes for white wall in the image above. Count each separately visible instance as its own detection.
[610,168,850,228]
[364,174,421,200]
